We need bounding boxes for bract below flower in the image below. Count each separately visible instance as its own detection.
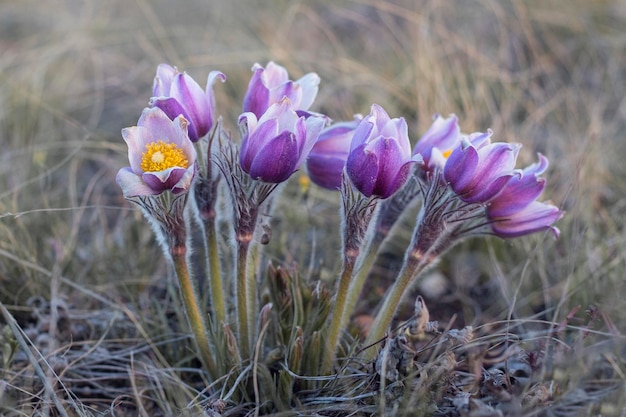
[243,61,320,118]
[116,107,196,197]
[150,63,225,142]
[239,98,325,183]
[306,117,362,190]
[443,132,520,203]
[346,104,419,199]
[413,114,460,171]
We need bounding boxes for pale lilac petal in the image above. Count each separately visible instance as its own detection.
[296,72,320,110]
[294,115,324,168]
[138,107,180,141]
[263,61,289,86]
[122,126,153,174]
[116,167,160,197]
[171,72,211,139]
[152,63,177,96]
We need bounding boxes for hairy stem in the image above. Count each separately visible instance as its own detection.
[171,246,218,378]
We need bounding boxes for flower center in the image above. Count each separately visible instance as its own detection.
[141,140,188,172]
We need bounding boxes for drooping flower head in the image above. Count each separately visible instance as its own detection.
[346,104,419,199]
[443,131,521,204]
[306,116,362,190]
[243,61,320,118]
[150,64,226,142]
[487,153,563,238]
[239,98,325,183]
[413,114,460,172]
[117,107,196,197]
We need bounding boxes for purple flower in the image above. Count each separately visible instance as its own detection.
[413,114,460,171]
[346,104,419,199]
[306,116,362,190]
[489,201,563,238]
[443,132,520,203]
[487,153,563,238]
[150,64,226,142]
[117,107,196,197]
[243,61,320,118]
[239,98,325,183]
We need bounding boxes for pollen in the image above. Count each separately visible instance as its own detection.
[141,140,188,172]
[442,149,453,159]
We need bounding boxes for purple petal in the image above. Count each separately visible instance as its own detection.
[350,118,375,152]
[142,167,187,192]
[347,143,379,197]
[248,132,299,182]
[240,118,279,172]
[150,97,200,141]
[412,114,460,162]
[171,72,211,139]
[243,67,270,117]
[306,154,346,190]
[444,141,479,194]
[490,201,564,238]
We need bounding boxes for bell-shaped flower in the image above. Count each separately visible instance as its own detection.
[239,98,325,183]
[306,116,362,190]
[243,61,320,118]
[489,201,563,238]
[486,153,563,238]
[150,63,226,142]
[346,104,419,199]
[487,153,549,218]
[443,131,521,203]
[413,114,460,171]
[117,107,196,197]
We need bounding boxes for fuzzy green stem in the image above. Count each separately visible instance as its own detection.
[236,240,251,357]
[246,242,260,350]
[342,232,385,337]
[322,251,358,374]
[205,216,226,325]
[171,248,218,378]
[361,251,429,360]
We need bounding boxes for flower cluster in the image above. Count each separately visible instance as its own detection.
[116,59,564,402]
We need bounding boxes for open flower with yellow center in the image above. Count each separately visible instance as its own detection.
[116,107,196,196]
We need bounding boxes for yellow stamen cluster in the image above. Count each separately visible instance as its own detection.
[141,140,189,172]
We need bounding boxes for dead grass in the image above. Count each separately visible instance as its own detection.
[1,0,625,415]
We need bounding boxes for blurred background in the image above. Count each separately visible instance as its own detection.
[0,0,625,413]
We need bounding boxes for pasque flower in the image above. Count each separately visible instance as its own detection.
[150,63,226,142]
[116,107,196,197]
[413,114,460,171]
[487,154,563,237]
[239,98,325,183]
[243,61,320,118]
[443,131,520,203]
[306,117,362,190]
[346,104,419,199]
